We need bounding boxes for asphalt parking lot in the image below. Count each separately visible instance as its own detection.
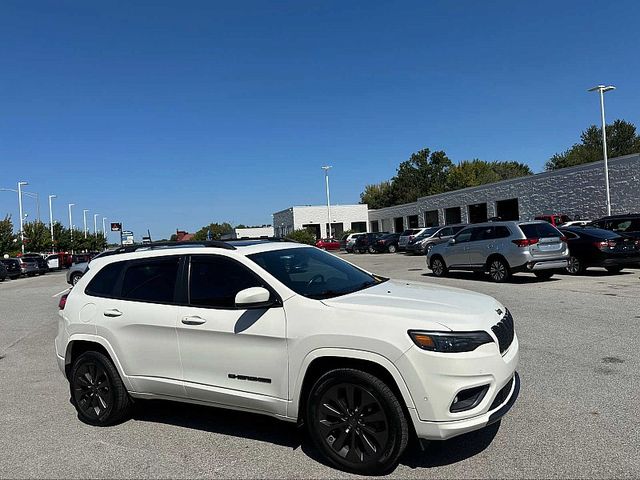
[1,256,639,479]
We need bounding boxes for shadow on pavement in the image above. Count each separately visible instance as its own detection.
[422,271,559,284]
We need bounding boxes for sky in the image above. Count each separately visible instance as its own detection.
[1,0,639,241]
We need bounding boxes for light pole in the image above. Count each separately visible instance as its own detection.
[68,203,75,252]
[49,194,57,248]
[588,84,616,216]
[93,214,99,235]
[321,166,333,239]
[83,209,89,239]
[102,217,107,243]
[17,181,28,254]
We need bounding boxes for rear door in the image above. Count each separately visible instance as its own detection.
[466,226,496,266]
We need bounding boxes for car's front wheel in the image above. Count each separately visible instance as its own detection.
[388,244,397,253]
[430,256,448,277]
[368,246,376,254]
[306,368,408,475]
[70,351,132,426]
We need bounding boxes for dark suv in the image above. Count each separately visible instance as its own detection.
[0,258,22,279]
[353,232,389,254]
[591,214,640,241]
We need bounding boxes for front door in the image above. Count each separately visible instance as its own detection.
[444,228,473,267]
[176,254,288,415]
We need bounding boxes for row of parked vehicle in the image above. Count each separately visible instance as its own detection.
[325,213,640,282]
[0,252,95,282]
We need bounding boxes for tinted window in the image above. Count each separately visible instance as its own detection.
[454,228,473,243]
[520,223,562,239]
[121,257,179,304]
[470,226,494,241]
[562,231,579,240]
[85,262,124,297]
[438,227,452,237]
[494,226,511,238]
[452,225,466,234]
[609,218,640,232]
[190,255,264,308]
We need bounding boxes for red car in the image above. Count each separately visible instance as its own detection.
[315,238,341,250]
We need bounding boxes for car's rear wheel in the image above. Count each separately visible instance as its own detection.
[534,271,554,280]
[565,256,584,275]
[70,351,132,426]
[368,246,376,254]
[430,256,447,277]
[70,272,83,285]
[605,266,623,274]
[488,257,511,283]
[388,244,397,253]
[306,368,408,475]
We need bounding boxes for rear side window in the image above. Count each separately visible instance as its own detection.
[520,223,562,239]
[121,257,180,304]
[85,261,125,297]
[609,219,640,232]
[494,226,511,238]
[189,255,264,308]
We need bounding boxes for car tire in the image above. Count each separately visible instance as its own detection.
[69,351,132,427]
[430,256,448,277]
[368,246,376,254]
[306,368,409,475]
[565,256,584,275]
[605,266,623,274]
[70,272,83,286]
[488,257,511,283]
[388,245,397,254]
[534,271,554,280]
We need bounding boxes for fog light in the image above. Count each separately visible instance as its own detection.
[450,385,489,413]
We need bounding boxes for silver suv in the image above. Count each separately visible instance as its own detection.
[426,221,569,282]
[406,224,466,255]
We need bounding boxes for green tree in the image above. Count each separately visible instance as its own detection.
[0,215,16,255]
[546,119,640,170]
[192,222,234,241]
[285,228,316,245]
[389,149,453,205]
[360,181,393,209]
[22,220,51,252]
[447,160,532,190]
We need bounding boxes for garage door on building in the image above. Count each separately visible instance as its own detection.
[496,198,519,221]
[445,207,462,225]
[424,210,439,227]
[468,202,488,223]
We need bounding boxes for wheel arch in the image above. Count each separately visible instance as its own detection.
[291,349,416,423]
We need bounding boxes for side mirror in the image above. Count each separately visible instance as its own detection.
[235,287,273,309]
[448,238,456,245]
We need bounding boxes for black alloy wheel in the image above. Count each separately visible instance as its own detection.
[488,257,511,283]
[565,256,584,275]
[70,351,131,426]
[307,369,408,474]
[430,257,447,277]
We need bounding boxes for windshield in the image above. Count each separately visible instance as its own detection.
[248,247,386,299]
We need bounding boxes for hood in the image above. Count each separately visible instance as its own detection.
[322,279,505,332]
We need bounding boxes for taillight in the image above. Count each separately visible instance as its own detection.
[512,238,539,247]
[594,240,616,250]
[58,293,68,310]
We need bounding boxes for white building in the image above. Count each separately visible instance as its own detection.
[234,226,274,239]
[273,204,369,239]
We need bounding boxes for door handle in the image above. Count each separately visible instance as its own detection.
[103,309,123,318]
[181,316,206,325]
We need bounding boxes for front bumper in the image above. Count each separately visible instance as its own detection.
[410,372,520,440]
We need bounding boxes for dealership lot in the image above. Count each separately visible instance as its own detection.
[1,258,639,479]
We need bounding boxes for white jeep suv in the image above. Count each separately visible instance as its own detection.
[55,240,519,474]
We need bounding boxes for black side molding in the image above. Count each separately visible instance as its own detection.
[487,371,520,426]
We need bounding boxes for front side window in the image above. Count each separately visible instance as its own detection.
[189,255,264,308]
[471,227,495,241]
[121,257,180,304]
[249,247,385,300]
[454,228,473,243]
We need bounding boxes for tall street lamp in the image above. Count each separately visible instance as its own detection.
[49,194,57,248]
[68,203,75,251]
[93,214,99,235]
[588,84,616,216]
[321,166,333,239]
[83,209,89,239]
[102,217,107,237]
[17,181,28,254]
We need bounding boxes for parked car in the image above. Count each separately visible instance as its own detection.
[535,214,571,227]
[56,240,519,474]
[372,233,401,253]
[406,225,467,255]
[0,258,22,279]
[559,226,640,275]
[45,252,73,270]
[315,238,341,250]
[0,262,7,281]
[66,250,117,286]
[353,232,389,253]
[398,228,425,251]
[427,221,569,282]
[590,214,640,241]
[16,254,47,276]
[341,233,365,252]
[559,220,590,227]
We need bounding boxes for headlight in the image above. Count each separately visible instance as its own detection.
[408,330,493,353]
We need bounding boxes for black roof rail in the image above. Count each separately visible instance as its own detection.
[97,240,236,259]
[230,237,288,242]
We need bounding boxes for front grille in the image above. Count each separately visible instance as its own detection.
[489,376,514,410]
[492,309,514,354]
